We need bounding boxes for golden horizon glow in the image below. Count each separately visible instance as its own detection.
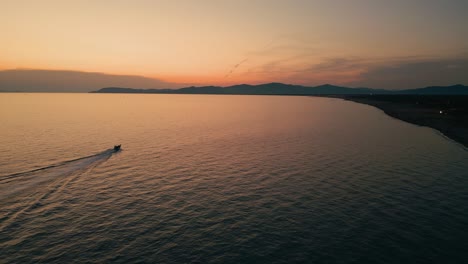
[1,0,467,89]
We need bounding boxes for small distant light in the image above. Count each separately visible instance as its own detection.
[439,110,443,114]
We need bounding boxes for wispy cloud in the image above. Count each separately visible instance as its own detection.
[231,52,468,88]
[350,57,468,89]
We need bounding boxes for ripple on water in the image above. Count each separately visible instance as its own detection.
[1,94,467,263]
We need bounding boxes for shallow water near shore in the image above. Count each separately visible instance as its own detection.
[1,93,467,263]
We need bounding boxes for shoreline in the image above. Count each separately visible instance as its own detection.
[334,95,468,148]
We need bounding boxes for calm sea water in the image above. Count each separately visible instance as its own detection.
[0,94,467,263]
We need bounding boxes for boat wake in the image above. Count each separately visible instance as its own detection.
[2,149,114,179]
[0,149,117,231]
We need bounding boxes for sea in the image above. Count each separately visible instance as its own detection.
[0,93,467,263]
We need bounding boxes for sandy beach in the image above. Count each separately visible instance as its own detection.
[337,95,468,148]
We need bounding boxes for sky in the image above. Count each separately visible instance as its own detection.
[1,0,467,91]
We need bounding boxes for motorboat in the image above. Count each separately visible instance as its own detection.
[113,145,121,151]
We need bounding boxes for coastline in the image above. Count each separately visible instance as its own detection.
[334,95,468,148]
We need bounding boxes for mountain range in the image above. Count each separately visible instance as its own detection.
[92,83,468,95]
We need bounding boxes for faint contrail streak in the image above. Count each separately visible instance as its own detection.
[224,37,279,79]
[224,58,249,78]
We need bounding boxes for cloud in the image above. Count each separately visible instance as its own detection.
[226,34,468,88]
[3,57,467,91]
[349,57,468,89]
[297,56,468,88]
[236,56,368,85]
[0,69,185,92]
[236,54,468,89]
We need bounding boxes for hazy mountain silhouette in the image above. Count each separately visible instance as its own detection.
[93,83,467,95]
[0,69,184,92]
[395,84,468,95]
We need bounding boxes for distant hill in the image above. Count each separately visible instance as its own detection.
[92,83,468,95]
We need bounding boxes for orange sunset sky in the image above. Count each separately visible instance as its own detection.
[1,0,467,91]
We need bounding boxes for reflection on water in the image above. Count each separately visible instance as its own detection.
[0,94,467,263]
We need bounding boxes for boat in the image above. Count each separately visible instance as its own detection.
[113,145,121,151]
